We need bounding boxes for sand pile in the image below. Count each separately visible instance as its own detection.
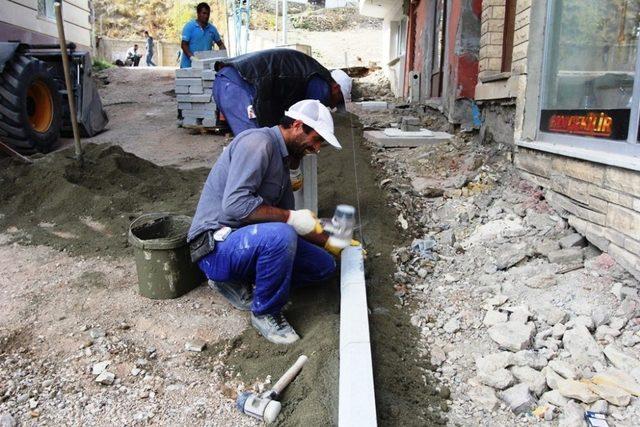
[0,144,207,257]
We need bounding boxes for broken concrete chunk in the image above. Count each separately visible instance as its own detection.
[533,303,568,326]
[499,383,536,414]
[483,310,509,327]
[495,243,529,270]
[603,344,640,373]
[185,340,207,352]
[511,365,547,396]
[476,352,514,374]
[540,389,569,407]
[467,384,500,411]
[548,360,578,380]
[95,371,115,385]
[525,273,558,289]
[512,350,548,370]
[559,401,587,427]
[557,379,599,403]
[552,323,567,340]
[587,382,631,407]
[488,321,536,352]
[535,239,561,257]
[589,399,608,414]
[562,324,604,367]
[92,360,111,376]
[505,305,531,324]
[547,248,584,265]
[591,306,611,328]
[478,368,515,390]
[543,366,566,390]
[559,233,587,249]
[573,315,595,332]
[592,368,640,397]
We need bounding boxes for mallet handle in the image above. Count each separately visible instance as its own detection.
[272,355,308,395]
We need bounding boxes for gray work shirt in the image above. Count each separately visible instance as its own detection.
[187,126,294,241]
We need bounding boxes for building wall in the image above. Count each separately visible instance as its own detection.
[515,148,640,280]
[0,0,92,50]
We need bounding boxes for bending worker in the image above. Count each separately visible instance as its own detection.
[213,48,346,136]
[188,100,358,344]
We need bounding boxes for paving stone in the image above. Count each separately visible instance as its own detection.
[488,321,536,352]
[548,248,584,265]
[499,383,536,414]
[562,324,604,367]
[511,365,547,396]
[559,233,587,249]
[175,78,201,86]
[557,379,599,403]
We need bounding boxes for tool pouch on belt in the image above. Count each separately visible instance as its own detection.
[189,230,216,263]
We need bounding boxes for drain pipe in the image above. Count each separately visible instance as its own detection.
[339,246,377,426]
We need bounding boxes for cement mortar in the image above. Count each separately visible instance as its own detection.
[0,144,207,258]
[218,113,447,426]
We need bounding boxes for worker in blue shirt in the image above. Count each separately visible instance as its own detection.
[180,2,226,68]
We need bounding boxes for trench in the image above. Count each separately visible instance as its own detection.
[218,113,447,426]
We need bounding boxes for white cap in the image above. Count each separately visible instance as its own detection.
[284,99,342,149]
[331,69,352,102]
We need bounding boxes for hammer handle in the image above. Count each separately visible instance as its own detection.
[272,355,308,395]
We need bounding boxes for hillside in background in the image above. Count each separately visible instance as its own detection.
[94,0,381,42]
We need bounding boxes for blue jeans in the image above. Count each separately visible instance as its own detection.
[213,67,258,135]
[197,223,336,315]
[146,52,156,66]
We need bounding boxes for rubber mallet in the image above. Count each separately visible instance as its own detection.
[236,355,308,423]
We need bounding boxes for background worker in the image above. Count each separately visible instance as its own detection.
[144,30,156,67]
[213,48,346,137]
[188,100,357,345]
[126,44,142,67]
[180,2,226,69]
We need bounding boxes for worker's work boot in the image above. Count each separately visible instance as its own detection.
[209,280,253,311]
[251,312,300,344]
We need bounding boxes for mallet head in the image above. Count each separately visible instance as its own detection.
[237,391,282,424]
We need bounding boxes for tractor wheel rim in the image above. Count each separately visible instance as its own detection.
[27,80,54,133]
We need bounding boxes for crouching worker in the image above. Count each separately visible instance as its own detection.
[188,100,357,344]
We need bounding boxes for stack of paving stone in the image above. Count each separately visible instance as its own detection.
[176,50,227,128]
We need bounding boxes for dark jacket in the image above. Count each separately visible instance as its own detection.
[215,48,334,127]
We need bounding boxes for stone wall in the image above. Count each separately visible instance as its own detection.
[515,147,640,280]
[478,0,505,79]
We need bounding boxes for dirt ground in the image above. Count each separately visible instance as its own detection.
[0,67,445,425]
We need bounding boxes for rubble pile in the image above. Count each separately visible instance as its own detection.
[363,107,640,425]
[351,70,396,102]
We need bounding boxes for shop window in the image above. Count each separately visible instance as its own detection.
[540,0,640,141]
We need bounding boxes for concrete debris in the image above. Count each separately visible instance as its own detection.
[543,366,565,390]
[0,414,16,427]
[590,399,609,414]
[92,360,111,375]
[587,382,631,406]
[533,303,568,326]
[558,400,587,427]
[511,365,547,396]
[477,368,515,390]
[475,352,514,374]
[512,350,548,370]
[488,321,535,352]
[592,306,611,328]
[185,340,207,352]
[547,248,584,265]
[592,369,640,396]
[443,317,461,334]
[467,384,500,411]
[95,371,116,385]
[557,379,598,403]
[499,383,536,414]
[483,310,509,327]
[540,389,569,407]
[548,360,578,380]
[559,233,587,249]
[603,344,640,373]
[562,324,604,367]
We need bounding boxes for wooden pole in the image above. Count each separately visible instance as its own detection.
[0,140,33,164]
[54,1,84,166]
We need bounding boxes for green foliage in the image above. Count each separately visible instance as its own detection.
[167,1,198,42]
[92,58,113,71]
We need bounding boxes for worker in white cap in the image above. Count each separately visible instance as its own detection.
[331,69,352,103]
[188,100,357,345]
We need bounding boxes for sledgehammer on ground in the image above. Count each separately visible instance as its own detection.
[237,355,308,423]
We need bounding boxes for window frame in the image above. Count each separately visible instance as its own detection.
[37,0,56,21]
[537,0,640,146]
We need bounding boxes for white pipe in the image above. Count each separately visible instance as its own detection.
[339,246,377,427]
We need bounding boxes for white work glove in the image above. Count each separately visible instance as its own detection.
[286,209,322,235]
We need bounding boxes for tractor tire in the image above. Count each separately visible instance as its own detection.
[0,54,62,153]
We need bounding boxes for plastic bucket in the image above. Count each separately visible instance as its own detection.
[128,213,203,299]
